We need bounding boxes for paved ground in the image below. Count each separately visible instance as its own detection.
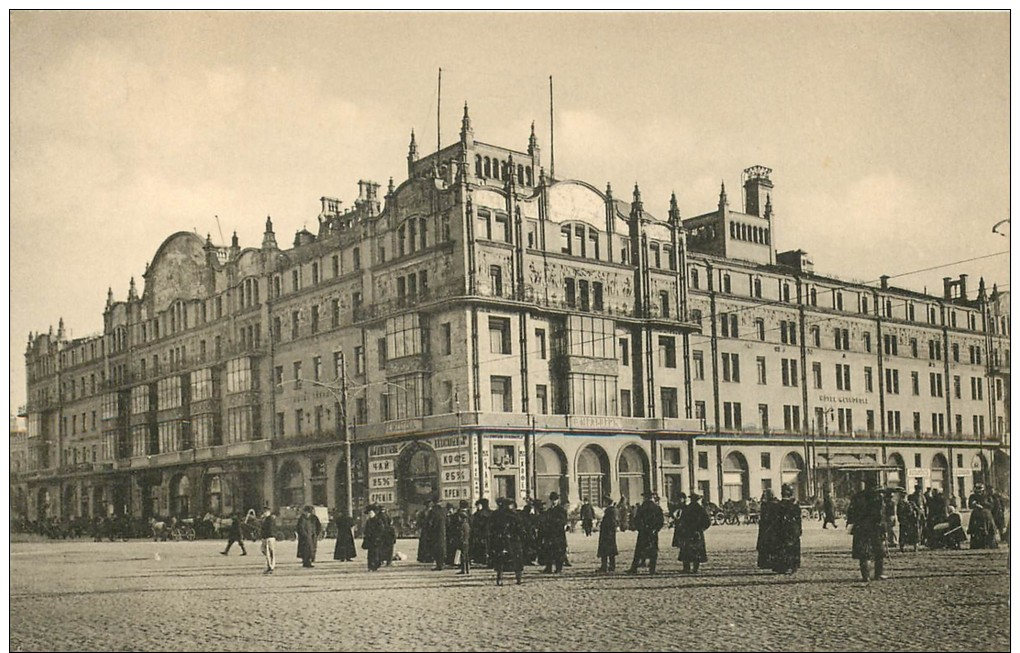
[9,520,1010,652]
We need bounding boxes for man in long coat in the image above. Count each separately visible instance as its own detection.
[488,497,525,585]
[296,505,321,568]
[428,497,448,570]
[540,492,568,573]
[363,505,384,571]
[416,499,434,564]
[332,511,357,562]
[896,493,922,552]
[756,489,778,569]
[675,492,711,573]
[769,484,802,574]
[580,498,596,537]
[470,498,491,566]
[846,478,888,581]
[597,496,618,573]
[626,491,664,575]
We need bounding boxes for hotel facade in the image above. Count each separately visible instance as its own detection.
[14,109,1010,523]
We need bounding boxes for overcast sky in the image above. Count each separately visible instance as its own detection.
[9,11,1011,412]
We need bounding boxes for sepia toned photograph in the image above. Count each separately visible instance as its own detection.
[8,10,1010,652]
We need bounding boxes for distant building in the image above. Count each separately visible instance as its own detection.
[17,108,1009,523]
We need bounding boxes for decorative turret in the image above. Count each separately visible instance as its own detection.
[605,182,613,201]
[460,102,474,146]
[57,317,65,341]
[632,183,643,213]
[764,194,773,219]
[978,276,987,301]
[743,165,773,217]
[407,129,418,177]
[505,154,516,191]
[668,191,682,227]
[106,287,114,310]
[718,181,728,210]
[128,277,138,301]
[262,216,278,250]
[528,121,540,156]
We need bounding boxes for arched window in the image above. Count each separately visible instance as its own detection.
[484,157,491,177]
[475,155,483,177]
[618,446,650,504]
[418,217,428,250]
[722,451,749,501]
[170,474,191,517]
[536,445,568,503]
[781,452,807,500]
[577,445,609,506]
[930,454,948,492]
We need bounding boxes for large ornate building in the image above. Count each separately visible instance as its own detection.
[16,108,1009,523]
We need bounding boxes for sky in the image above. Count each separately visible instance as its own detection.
[8,11,1011,412]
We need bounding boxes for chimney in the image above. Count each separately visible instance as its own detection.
[958,274,968,301]
[880,275,890,289]
[943,277,953,300]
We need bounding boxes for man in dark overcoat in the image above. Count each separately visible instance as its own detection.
[846,478,888,581]
[428,496,448,570]
[626,491,664,575]
[540,492,568,574]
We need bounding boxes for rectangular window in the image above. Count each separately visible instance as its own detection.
[863,332,872,353]
[756,356,767,385]
[536,384,549,415]
[694,401,706,420]
[593,282,604,311]
[489,317,512,355]
[761,452,771,469]
[311,305,320,334]
[313,356,322,382]
[835,364,851,391]
[491,376,512,412]
[442,323,452,356]
[354,346,365,375]
[292,361,303,389]
[620,389,632,417]
[536,328,547,360]
[661,387,679,419]
[759,404,770,432]
[692,350,705,380]
[837,407,853,434]
[490,266,503,296]
[565,278,576,307]
[913,412,922,435]
[723,402,742,430]
[756,319,766,341]
[659,336,677,368]
[911,372,919,396]
[885,368,900,394]
[911,338,919,358]
[619,337,629,366]
[864,367,873,393]
[698,451,709,470]
[378,337,387,369]
[291,311,300,340]
[782,359,799,387]
[953,375,961,399]
[579,280,590,311]
[812,362,822,389]
[783,405,801,433]
[866,410,875,433]
[721,352,740,382]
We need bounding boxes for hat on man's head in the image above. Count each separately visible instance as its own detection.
[602,495,614,505]
[549,492,560,501]
[780,484,795,499]
[689,492,702,502]
[459,500,470,509]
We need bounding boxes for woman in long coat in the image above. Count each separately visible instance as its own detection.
[675,493,711,573]
[756,490,778,569]
[332,511,357,562]
[296,506,320,568]
[769,485,802,574]
[597,497,618,572]
[846,480,887,581]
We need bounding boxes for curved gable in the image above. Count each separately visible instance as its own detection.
[144,232,209,310]
[546,180,607,230]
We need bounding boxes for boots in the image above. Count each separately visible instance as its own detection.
[859,560,870,582]
[874,558,888,580]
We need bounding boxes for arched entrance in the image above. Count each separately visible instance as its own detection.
[723,451,749,502]
[36,487,51,519]
[576,445,610,505]
[930,453,948,492]
[781,452,807,501]
[535,445,568,503]
[170,474,191,517]
[63,485,76,519]
[617,445,650,504]
[397,442,439,517]
[278,461,305,507]
[205,474,224,515]
[92,486,105,518]
[886,453,906,489]
[310,458,328,506]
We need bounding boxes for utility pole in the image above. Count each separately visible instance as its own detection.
[338,351,354,518]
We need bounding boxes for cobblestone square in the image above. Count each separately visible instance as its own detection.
[9,521,1010,652]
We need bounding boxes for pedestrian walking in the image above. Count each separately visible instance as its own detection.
[597,496,618,573]
[220,513,248,556]
[259,507,276,575]
[756,489,778,569]
[455,500,472,574]
[769,484,802,574]
[470,498,491,567]
[580,498,596,537]
[488,497,525,586]
[378,506,396,566]
[296,505,321,568]
[540,492,568,574]
[332,511,357,562]
[822,492,838,529]
[363,505,384,571]
[674,492,710,574]
[429,497,448,570]
[846,478,888,581]
[626,491,664,575]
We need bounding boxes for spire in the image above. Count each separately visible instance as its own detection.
[262,216,278,250]
[205,233,213,248]
[408,129,418,161]
[460,102,474,146]
[231,231,239,249]
[128,277,138,301]
[57,317,65,340]
[605,182,613,200]
[528,121,539,155]
[978,276,987,300]
[106,287,114,309]
[764,193,773,219]
[387,177,395,195]
[718,181,728,209]
[668,191,682,227]
[632,183,643,212]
